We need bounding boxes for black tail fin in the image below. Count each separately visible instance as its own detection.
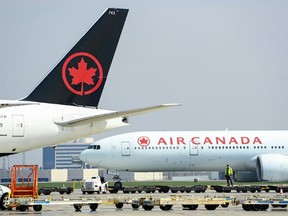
[23,8,128,107]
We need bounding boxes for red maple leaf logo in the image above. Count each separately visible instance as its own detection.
[137,136,150,146]
[68,58,96,85]
[62,52,103,96]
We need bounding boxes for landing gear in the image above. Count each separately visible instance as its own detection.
[113,174,122,189]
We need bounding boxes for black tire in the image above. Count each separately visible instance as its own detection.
[82,191,86,195]
[131,204,139,209]
[18,205,27,212]
[0,193,9,210]
[73,204,82,211]
[259,204,269,210]
[89,203,99,211]
[182,204,198,210]
[159,205,173,211]
[205,204,218,210]
[114,182,122,189]
[242,204,251,211]
[33,205,42,212]
[115,202,124,209]
[142,205,154,211]
[221,203,229,208]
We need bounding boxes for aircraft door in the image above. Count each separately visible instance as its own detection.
[12,115,25,137]
[121,141,131,156]
[189,141,199,156]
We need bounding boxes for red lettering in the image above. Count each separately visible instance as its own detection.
[241,137,249,144]
[215,137,225,144]
[169,137,173,145]
[191,137,200,144]
[229,137,238,144]
[177,137,185,144]
[204,137,213,144]
[158,137,167,145]
[253,137,262,144]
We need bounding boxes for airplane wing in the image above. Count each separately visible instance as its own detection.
[54,103,181,127]
[0,100,39,108]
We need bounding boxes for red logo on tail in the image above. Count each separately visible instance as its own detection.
[62,52,103,95]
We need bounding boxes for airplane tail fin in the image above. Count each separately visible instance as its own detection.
[23,8,128,107]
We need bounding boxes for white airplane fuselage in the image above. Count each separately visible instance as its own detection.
[0,102,126,154]
[80,131,288,182]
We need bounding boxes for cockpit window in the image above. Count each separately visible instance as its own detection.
[87,145,100,150]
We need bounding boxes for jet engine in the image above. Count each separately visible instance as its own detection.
[256,154,288,182]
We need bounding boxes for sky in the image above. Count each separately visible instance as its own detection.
[0,0,288,166]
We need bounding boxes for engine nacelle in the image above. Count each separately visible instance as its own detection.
[256,154,288,182]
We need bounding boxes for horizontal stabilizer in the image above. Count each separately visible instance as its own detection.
[0,100,39,108]
[54,103,181,127]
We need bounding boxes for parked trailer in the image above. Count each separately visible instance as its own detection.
[38,187,74,195]
[6,195,233,212]
[108,185,208,194]
[211,185,288,193]
[240,195,288,211]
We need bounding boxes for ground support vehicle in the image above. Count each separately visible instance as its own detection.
[38,186,74,195]
[7,197,102,212]
[5,195,232,212]
[0,185,11,210]
[81,176,108,194]
[108,185,207,194]
[211,185,288,193]
[240,195,288,211]
[129,195,232,211]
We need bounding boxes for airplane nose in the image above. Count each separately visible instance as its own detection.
[79,150,87,162]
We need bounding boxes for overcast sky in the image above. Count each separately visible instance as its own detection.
[0,0,288,166]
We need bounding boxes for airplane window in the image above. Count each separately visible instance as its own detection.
[87,145,96,149]
[96,145,100,150]
[0,123,2,127]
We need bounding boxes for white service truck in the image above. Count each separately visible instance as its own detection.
[81,176,108,194]
[0,185,11,210]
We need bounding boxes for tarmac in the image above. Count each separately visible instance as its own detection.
[1,188,288,215]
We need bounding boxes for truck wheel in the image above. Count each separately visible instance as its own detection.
[159,205,173,211]
[0,193,9,210]
[18,205,27,212]
[114,182,122,189]
[82,191,86,195]
[142,205,154,211]
[89,203,99,211]
[73,204,82,211]
[115,202,124,209]
[33,205,42,212]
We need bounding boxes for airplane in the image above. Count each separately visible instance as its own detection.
[0,8,179,156]
[79,130,288,182]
